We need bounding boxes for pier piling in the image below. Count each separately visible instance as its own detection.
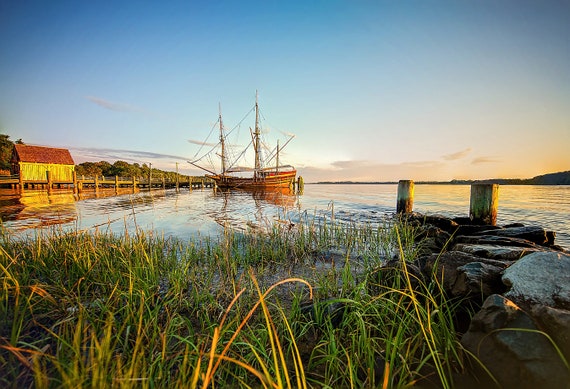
[396,180,414,214]
[46,171,53,194]
[470,183,499,225]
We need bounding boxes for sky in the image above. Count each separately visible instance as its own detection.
[1,0,569,182]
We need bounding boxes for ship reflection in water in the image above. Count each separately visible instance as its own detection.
[212,187,298,232]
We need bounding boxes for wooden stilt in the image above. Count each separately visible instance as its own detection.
[46,171,53,194]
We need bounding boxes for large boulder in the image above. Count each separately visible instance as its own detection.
[502,251,570,309]
[461,294,570,388]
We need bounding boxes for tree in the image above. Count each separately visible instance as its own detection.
[0,134,14,171]
[96,161,113,176]
[75,162,103,177]
[110,160,142,177]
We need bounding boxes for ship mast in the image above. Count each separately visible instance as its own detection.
[219,103,227,176]
[254,91,263,178]
[276,139,279,174]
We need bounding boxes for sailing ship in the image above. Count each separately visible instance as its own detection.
[189,93,297,190]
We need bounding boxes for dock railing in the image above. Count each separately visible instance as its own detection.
[0,173,215,192]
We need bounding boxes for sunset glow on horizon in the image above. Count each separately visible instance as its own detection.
[1,1,568,182]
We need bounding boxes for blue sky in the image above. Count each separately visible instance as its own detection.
[1,0,569,182]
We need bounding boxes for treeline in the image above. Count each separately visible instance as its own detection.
[75,161,189,181]
[449,171,570,185]
[318,170,570,186]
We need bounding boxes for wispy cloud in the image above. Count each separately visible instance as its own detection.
[85,96,144,113]
[302,159,445,182]
[69,146,190,164]
[188,139,218,147]
[330,160,376,170]
[472,156,501,164]
[443,148,472,161]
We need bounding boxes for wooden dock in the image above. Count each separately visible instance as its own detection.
[0,173,215,192]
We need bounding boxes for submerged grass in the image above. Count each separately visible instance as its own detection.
[1,212,473,388]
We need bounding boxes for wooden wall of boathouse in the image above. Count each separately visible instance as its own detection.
[11,144,75,182]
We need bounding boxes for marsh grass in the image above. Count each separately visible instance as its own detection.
[1,212,473,388]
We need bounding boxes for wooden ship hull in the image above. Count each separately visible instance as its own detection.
[207,169,297,190]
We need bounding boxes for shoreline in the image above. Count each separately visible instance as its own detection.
[311,169,570,185]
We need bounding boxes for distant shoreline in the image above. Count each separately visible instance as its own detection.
[312,181,569,185]
[312,170,570,186]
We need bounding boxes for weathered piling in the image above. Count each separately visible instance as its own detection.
[46,170,53,194]
[470,183,499,225]
[396,180,414,214]
[297,176,304,194]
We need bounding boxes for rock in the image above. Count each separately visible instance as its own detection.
[452,243,539,260]
[420,214,459,233]
[503,223,525,228]
[419,251,511,299]
[390,213,570,387]
[455,224,502,236]
[461,294,570,388]
[454,234,544,248]
[416,225,452,252]
[300,299,348,328]
[452,216,473,225]
[531,305,570,360]
[404,213,461,234]
[502,251,570,309]
[472,225,554,246]
[453,261,507,297]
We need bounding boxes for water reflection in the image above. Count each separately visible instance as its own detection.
[0,186,301,238]
[0,188,145,231]
[0,189,78,229]
[210,187,298,232]
[1,184,568,250]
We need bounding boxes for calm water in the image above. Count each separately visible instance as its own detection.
[1,184,568,249]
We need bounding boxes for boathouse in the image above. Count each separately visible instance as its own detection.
[11,144,75,182]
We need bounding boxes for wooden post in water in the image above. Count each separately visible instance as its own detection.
[470,183,499,225]
[94,175,99,193]
[396,180,414,214]
[73,171,78,194]
[132,176,137,192]
[175,162,179,191]
[297,176,304,194]
[46,170,53,194]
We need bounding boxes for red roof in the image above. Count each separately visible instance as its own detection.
[13,144,75,165]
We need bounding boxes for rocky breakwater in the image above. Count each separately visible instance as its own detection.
[393,213,570,388]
